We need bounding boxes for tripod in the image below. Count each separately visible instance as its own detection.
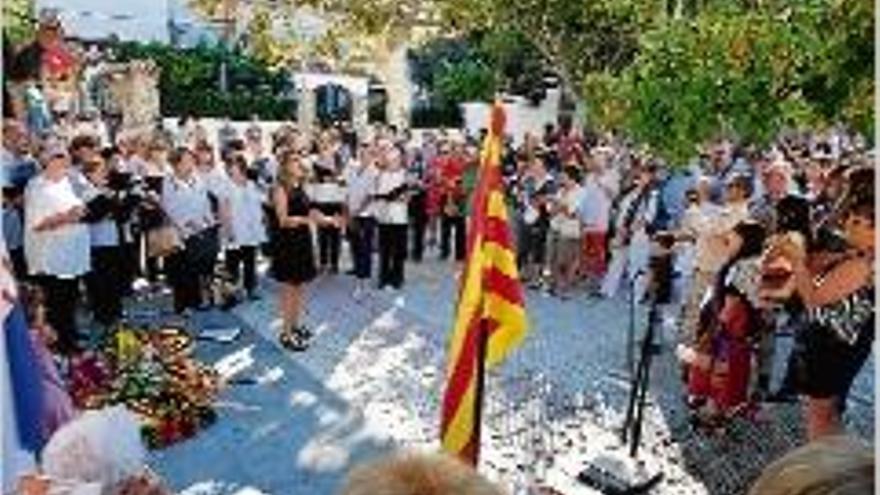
[578,253,671,494]
[621,293,662,459]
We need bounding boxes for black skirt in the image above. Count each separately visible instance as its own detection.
[270,226,317,285]
[792,319,874,401]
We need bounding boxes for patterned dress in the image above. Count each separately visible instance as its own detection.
[793,262,874,402]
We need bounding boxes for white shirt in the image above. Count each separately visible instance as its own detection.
[225,180,267,248]
[579,174,612,232]
[24,174,91,277]
[552,185,584,239]
[375,168,408,225]
[345,162,378,218]
[311,182,345,204]
[599,167,621,199]
[199,166,232,200]
[161,174,214,239]
[80,181,119,248]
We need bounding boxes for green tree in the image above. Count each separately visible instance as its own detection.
[3,0,36,46]
[585,0,873,164]
[113,41,295,119]
[433,59,496,104]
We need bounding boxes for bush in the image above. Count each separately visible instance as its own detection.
[112,41,296,119]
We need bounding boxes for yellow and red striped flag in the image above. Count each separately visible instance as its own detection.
[440,102,528,464]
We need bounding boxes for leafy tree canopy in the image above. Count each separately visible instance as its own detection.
[584,0,873,164]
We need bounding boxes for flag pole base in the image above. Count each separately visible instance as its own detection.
[576,455,663,495]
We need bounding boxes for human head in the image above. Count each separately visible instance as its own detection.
[636,163,657,188]
[710,139,733,171]
[339,452,504,495]
[748,435,874,495]
[715,221,765,265]
[763,159,792,200]
[840,167,874,254]
[226,154,249,183]
[19,283,47,330]
[277,150,305,189]
[37,8,64,47]
[69,134,100,164]
[3,119,28,153]
[82,156,108,187]
[40,140,70,178]
[168,147,196,179]
[591,146,614,171]
[725,174,751,203]
[562,165,582,187]
[147,138,168,164]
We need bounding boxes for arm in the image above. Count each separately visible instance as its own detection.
[32,206,85,232]
[790,255,871,309]
[272,186,309,228]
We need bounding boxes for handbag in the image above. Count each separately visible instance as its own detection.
[147,223,182,258]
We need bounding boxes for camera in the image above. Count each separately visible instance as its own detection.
[646,232,676,305]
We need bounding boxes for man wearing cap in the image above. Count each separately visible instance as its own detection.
[749,156,795,233]
[24,141,90,355]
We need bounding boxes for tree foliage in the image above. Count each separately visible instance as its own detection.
[584,0,874,164]
[113,41,296,119]
[433,59,496,105]
[184,0,873,159]
[3,0,36,46]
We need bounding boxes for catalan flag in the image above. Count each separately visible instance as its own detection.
[440,103,528,464]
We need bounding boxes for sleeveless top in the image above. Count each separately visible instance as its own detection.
[808,257,874,346]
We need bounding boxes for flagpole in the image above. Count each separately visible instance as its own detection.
[470,313,489,467]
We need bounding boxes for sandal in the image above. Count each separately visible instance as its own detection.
[279,329,308,352]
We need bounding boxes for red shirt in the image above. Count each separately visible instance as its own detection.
[426,154,466,216]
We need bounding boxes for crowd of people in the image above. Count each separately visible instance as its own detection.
[0,11,875,491]
[4,107,874,423]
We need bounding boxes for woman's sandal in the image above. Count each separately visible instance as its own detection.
[279,330,309,352]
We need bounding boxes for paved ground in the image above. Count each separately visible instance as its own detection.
[143,257,874,495]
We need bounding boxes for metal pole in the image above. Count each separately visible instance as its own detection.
[219,0,232,93]
[468,317,489,467]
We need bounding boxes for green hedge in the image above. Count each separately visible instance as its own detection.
[113,41,296,119]
[410,103,462,129]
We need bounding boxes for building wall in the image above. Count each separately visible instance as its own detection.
[460,89,562,146]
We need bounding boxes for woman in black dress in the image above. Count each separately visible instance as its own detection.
[764,167,874,440]
[271,151,321,351]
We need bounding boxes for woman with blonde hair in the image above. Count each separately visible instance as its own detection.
[270,151,323,351]
[339,452,504,495]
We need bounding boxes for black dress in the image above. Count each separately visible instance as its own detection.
[270,185,317,284]
[791,266,874,405]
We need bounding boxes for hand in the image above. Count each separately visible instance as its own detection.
[773,234,807,267]
[65,205,86,222]
[18,474,50,495]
